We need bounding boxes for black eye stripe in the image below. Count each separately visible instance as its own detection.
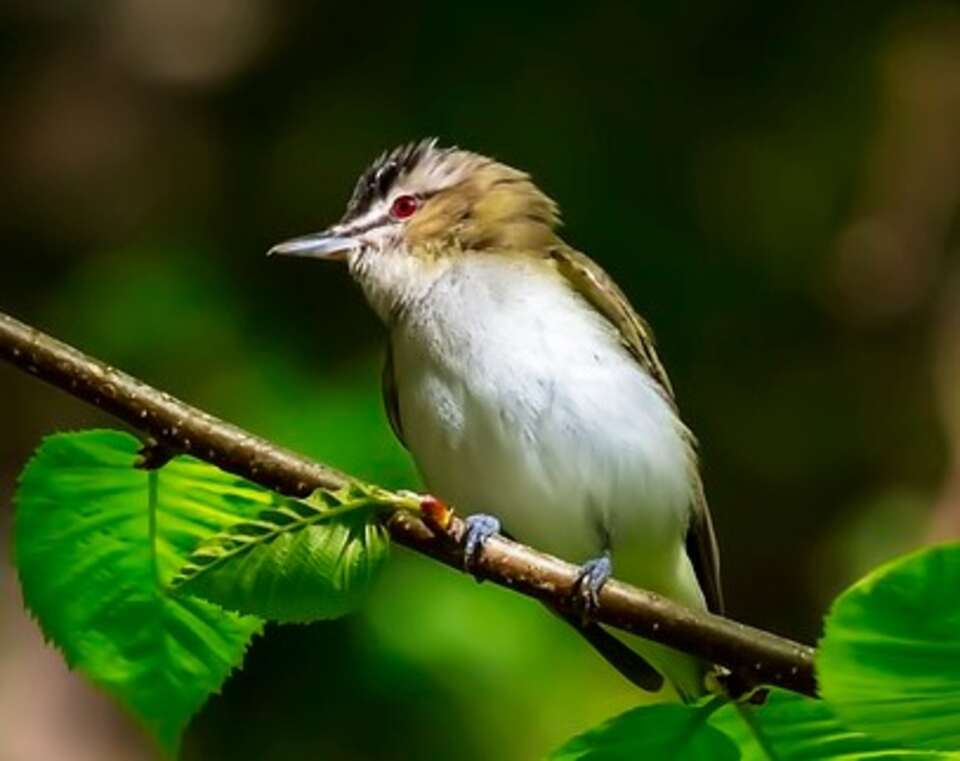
[346,189,441,234]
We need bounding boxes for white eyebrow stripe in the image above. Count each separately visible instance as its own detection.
[337,204,387,234]
[346,212,392,236]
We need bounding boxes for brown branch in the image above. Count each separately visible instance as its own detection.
[0,310,817,697]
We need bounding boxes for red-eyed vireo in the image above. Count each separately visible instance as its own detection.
[269,139,722,701]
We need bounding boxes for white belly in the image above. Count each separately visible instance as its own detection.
[392,254,701,605]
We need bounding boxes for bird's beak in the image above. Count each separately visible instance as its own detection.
[267,230,358,261]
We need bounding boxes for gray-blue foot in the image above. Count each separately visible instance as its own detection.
[462,513,501,578]
[574,554,612,619]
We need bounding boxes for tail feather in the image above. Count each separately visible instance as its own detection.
[547,604,664,692]
[548,604,708,702]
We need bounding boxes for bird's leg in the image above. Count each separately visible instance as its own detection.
[462,514,502,579]
[573,551,613,621]
[410,493,502,580]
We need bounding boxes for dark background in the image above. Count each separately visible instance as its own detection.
[2,2,959,759]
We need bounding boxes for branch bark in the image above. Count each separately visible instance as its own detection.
[0,310,817,697]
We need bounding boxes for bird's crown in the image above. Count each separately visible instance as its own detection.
[340,138,562,253]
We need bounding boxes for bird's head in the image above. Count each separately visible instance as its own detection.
[269,139,561,321]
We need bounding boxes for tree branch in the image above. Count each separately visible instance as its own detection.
[0,310,817,697]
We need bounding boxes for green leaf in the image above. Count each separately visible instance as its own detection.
[14,430,266,756]
[551,689,959,761]
[549,698,739,760]
[817,543,960,752]
[709,688,956,760]
[172,486,390,623]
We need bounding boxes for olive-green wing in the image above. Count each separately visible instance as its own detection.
[687,473,724,614]
[381,340,407,449]
[550,246,723,614]
[549,246,674,401]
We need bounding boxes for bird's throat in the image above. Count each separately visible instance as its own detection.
[348,245,454,325]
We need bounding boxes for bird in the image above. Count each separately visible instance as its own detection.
[269,139,722,701]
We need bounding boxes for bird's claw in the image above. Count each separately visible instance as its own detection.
[462,513,501,579]
[573,554,612,622]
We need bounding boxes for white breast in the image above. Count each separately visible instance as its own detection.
[391,253,700,604]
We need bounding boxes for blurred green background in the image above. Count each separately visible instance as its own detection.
[2,1,960,759]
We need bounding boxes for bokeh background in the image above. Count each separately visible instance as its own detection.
[2,1,960,759]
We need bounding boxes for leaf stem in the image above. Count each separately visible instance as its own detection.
[734,701,781,761]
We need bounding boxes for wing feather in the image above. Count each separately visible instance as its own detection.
[549,247,674,401]
[686,473,724,614]
[381,340,407,449]
[549,246,723,614]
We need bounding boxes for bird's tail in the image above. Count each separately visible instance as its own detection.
[549,604,708,702]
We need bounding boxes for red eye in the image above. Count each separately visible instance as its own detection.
[390,194,419,219]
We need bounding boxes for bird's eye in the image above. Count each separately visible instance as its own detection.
[390,194,419,220]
